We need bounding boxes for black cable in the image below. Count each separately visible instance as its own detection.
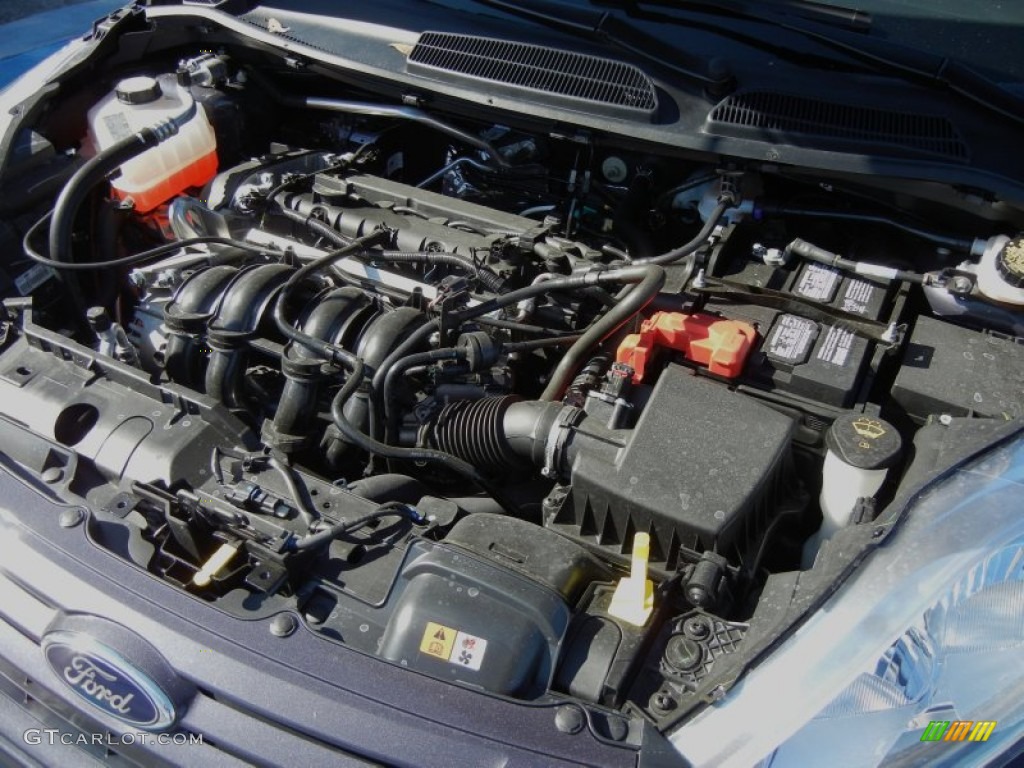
[288,500,420,552]
[376,251,506,294]
[266,456,320,528]
[785,238,927,285]
[629,200,730,266]
[209,446,320,528]
[23,211,282,270]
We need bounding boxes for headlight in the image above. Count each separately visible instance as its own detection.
[673,434,1024,768]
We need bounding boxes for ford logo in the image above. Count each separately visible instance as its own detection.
[41,630,176,731]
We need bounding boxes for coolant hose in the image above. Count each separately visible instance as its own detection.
[47,102,198,309]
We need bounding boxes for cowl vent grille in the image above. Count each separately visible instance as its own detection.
[408,31,658,121]
[707,91,968,161]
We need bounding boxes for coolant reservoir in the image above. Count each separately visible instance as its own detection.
[87,74,217,212]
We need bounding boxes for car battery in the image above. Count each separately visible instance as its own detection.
[705,250,893,408]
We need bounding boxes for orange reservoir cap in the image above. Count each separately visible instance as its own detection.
[616,311,756,382]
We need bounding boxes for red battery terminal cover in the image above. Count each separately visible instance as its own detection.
[616,312,757,382]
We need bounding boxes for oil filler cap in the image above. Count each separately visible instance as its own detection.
[996,236,1024,288]
[826,413,901,470]
[116,76,162,105]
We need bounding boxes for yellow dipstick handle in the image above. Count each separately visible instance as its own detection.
[608,532,655,627]
[193,541,239,587]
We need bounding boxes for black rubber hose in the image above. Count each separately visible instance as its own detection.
[368,320,440,444]
[272,230,389,361]
[25,211,283,270]
[47,103,198,308]
[277,205,349,247]
[785,238,927,284]
[629,200,730,266]
[539,265,665,401]
[329,356,518,514]
[377,251,507,294]
[503,335,582,352]
[382,347,467,445]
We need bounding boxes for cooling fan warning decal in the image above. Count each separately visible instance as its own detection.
[419,622,488,671]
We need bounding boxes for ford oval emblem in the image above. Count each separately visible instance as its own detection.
[41,630,176,731]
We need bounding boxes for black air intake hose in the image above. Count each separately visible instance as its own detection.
[425,396,579,476]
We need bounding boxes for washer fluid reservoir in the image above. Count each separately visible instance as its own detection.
[87,74,217,212]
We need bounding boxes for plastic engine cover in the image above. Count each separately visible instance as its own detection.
[378,532,573,698]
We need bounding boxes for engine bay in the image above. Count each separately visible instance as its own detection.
[1,44,1023,730]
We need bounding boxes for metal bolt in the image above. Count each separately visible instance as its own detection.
[950,276,973,294]
[650,692,676,712]
[683,617,711,640]
[939,414,953,426]
[41,467,64,484]
[269,613,298,637]
[554,705,585,734]
[58,508,84,528]
[665,635,703,672]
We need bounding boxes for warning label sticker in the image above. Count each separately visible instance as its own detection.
[419,622,488,671]
[419,621,456,661]
[766,314,817,365]
[816,326,854,367]
[795,264,841,302]
[451,631,488,671]
[840,279,874,315]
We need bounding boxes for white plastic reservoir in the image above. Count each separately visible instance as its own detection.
[802,413,902,568]
[87,74,217,212]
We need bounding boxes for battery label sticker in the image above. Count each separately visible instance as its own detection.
[841,279,875,315]
[795,264,841,302]
[419,622,488,671]
[817,326,854,366]
[767,314,817,364]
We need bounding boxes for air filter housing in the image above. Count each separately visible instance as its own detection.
[407,31,658,121]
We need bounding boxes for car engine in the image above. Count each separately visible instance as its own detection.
[1,47,1022,727]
